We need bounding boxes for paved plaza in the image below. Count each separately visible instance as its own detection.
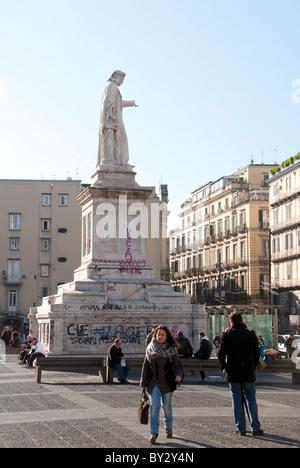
[0,357,299,450]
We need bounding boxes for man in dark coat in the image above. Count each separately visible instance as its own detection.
[192,333,212,382]
[107,338,130,384]
[218,312,263,436]
[175,331,193,358]
[1,327,11,346]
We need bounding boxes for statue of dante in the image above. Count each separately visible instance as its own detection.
[97,70,138,167]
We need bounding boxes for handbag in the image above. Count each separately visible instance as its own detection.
[138,389,150,425]
[256,356,267,372]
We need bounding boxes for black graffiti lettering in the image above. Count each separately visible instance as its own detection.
[67,324,89,337]
[67,323,146,347]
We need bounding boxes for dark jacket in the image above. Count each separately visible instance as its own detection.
[140,354,183,394]
[1,331,10,346]
[107,344,124,368]
[218,323,260,383]
[175,334,193,358]
[194,337,212,360]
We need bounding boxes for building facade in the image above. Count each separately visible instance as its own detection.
[269,154,300,331]
[170,164,274,307]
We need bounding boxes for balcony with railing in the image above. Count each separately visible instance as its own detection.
[272,245,300,262]
[271,214,300,233]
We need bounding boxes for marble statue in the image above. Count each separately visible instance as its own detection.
[97,70,138,167]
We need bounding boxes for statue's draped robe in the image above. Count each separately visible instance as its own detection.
[97,80,130,166]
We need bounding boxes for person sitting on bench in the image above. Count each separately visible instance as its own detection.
[25,338,46,368]
[107,338,130,384]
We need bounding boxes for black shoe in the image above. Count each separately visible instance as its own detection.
[166,429,173,438]
[235,430,246,436]
[149,433,158,444]
[252,430,264,437]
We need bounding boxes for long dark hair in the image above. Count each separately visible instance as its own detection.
[153,325,179,349]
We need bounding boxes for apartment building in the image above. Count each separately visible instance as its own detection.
[0,179,84,336]
[269,153,300,331]
[170,164,273,306]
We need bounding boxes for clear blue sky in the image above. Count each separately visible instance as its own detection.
[0,0,299,228]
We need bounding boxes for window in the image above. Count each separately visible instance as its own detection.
[9,238,19,250]
[240,241,245,260]
[232,215,237,233]
[7,260,20,282]
[41,287,49,298]
[187,232,191,246]
[274,265,279,282]
[263,174,269,187]
[9,214,21,230]
[259,209,269,228]
[59,194,68,206]
[42,194,51,206]
[233,244,237,261]
[285,233,293,251]
[239,211,246,227]
[8,289,17,312]
[273,236,280,253]
[41,239,50,251]
[286,203,292,220]
[57,257,67,263]
[41,265,49,277]
[273,208,279,225]
[225,218,230,235]
[41,219,50,231]
[225,246,229,262]
[262,240,269,258]
[58,227,68,234]
[217,220,222,236]
[287,263,293,280]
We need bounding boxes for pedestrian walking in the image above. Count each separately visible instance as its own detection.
[218,312,264,436]
[192,332,212,382]
[107,338,130,384]
[286,334,296,358]
[213,332,221,358]
[140,325,183,444]
[258,335,265,360]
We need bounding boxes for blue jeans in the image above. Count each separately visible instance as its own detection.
[113,363,130,382]
[149,384,173,435]
[229,382,261,433]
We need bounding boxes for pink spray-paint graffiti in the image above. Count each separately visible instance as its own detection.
[119,228,144,274]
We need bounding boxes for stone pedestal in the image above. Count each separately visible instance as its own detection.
[30,165,207,357]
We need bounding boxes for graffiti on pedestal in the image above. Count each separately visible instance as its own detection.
[119,228,144,275]
[67,322,151,348]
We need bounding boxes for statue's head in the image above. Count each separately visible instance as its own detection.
[108,70,126,85]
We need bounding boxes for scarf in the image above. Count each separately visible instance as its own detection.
[146,338,177,362]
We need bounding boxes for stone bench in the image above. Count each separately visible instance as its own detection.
[35,356,105,384]
[101,357,221,384]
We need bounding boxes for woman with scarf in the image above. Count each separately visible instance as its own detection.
[140,325,183,444]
